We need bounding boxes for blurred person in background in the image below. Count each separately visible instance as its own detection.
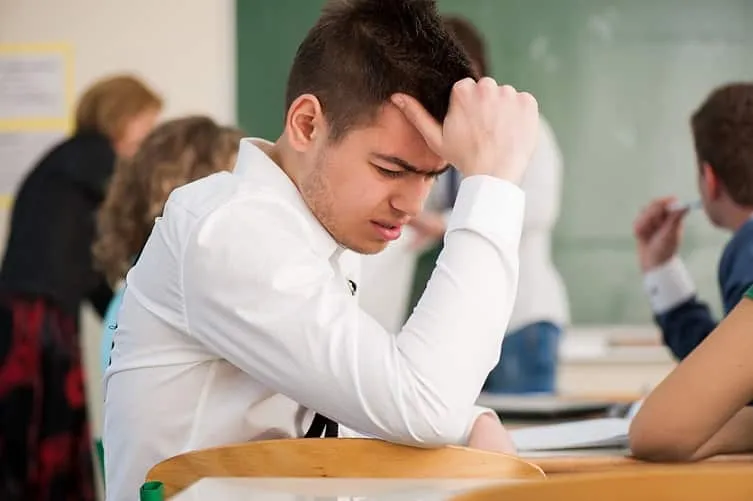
[0,74,162,501]
[94,116,244,372]
[410,15,569,394]
[633,83,753,362]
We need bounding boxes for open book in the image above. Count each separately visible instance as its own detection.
[510,418,629,451]
[508,400,643,452]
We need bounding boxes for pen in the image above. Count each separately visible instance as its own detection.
[668,199,702,212]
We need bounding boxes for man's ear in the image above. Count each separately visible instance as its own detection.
[284,94,327,152]
[701,162,722,200]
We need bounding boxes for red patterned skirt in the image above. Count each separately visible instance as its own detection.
[0,295,94,501]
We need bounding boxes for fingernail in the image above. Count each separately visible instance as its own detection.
[391,95,404,108]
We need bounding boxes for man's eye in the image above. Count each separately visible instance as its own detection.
[377,167,404,178]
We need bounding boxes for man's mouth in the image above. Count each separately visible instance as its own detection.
[371,221,403,241]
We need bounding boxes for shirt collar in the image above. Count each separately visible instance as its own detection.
[233,138,343,260]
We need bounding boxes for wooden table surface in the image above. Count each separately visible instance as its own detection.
[529,451,753,475]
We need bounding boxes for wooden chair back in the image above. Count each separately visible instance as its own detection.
[146,438,545,498]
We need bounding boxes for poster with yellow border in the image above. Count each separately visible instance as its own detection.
[0,43,74,208]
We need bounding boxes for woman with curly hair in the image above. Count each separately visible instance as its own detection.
[93,116,243,372]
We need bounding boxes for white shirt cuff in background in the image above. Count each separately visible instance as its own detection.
[642,256,696,314]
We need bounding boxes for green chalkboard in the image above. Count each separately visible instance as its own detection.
[236,0,325,139]
[237,0,753,324]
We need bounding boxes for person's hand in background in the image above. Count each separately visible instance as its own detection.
[633,197,688,272]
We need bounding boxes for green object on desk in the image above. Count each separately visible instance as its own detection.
[140,481,164,501]
[95,438,105,484]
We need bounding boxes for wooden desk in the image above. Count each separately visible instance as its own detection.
[166,455,753,499]
[527,451,753,475]
[558,327,676,395]
[170,478,522,501]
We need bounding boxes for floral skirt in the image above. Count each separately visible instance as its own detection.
[0,295,94,501]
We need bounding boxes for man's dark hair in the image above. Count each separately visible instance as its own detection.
[442,15,489,78]
[284,0,474,140]
[692,83,753,206]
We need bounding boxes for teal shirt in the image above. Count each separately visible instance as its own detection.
[100,285,125,374]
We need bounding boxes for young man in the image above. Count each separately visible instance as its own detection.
[634,83,753,361]
[103,0,539,498]
[411,15,569,394]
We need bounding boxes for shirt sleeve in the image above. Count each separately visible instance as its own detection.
[642,256,696,314]
[181,175,524,447]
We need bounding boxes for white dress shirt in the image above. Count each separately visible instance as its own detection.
[103,139,525,501]
[422,117,569,332]
[358,228,421,333]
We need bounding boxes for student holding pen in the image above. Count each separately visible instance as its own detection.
[633,82,753,362]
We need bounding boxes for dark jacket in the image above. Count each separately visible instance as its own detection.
[0,132,115,318]
[658,218,753,360]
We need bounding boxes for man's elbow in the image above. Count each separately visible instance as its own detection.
[387,406,470,448]
[628,422,701,462]
[400,418,466,448]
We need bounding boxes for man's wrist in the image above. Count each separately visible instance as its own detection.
[642,256,696,314]
[639,252,675,274]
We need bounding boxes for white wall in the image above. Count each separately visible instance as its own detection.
[1,0,236,123]
[0,0,236,475]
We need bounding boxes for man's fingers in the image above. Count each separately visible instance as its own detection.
[667,210,687,227]
[637,197,675,231]
[391,93,443,154]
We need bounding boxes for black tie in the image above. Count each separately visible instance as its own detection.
[303,274,356,438]
[304,413,339,438]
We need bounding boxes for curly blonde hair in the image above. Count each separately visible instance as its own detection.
[93,115,243,285]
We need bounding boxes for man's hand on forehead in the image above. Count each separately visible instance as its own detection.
[390,78,539,185]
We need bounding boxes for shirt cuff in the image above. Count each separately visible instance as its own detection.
[643,256,696,314]
[463,405,498,446]
[447,175,525,249]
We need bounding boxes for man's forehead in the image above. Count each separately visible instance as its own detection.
[367,105,445,170]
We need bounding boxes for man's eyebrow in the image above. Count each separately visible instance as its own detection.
[372,153,451,176]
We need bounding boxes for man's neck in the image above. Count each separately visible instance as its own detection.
[255,138,282,167]
[720,206,753,232]
[266,137,304,192]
